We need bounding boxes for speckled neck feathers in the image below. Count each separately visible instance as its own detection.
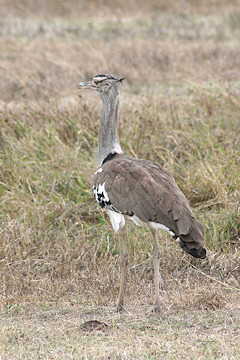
[98,91,123,165]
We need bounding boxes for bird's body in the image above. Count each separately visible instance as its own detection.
[77,74,206,312]
[93,153,206,259]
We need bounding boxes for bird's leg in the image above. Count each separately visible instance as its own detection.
[116,228,128,312]
[150,229,161,312]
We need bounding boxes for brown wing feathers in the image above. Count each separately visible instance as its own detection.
[93,154,206,259]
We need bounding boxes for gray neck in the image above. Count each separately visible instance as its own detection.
[98,92,123,165]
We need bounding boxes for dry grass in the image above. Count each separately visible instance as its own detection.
[0,0,240,358]
[1,305,239,360]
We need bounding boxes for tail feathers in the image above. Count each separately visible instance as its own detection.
[172,217,206,259]
[174,236,206,259]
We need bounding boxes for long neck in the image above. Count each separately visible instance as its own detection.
[98,93,123,165]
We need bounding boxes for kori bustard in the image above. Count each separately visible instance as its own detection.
[77,74,206,312]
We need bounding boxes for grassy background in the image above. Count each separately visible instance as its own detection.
[0,0,240,358]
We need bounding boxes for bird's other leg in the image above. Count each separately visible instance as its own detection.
[150,229,161,312]
[116,228,128,312]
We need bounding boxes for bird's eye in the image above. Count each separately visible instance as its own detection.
[94,79,99,85]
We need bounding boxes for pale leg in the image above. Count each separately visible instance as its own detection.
[150,229,161,311]
[116,229,129,312]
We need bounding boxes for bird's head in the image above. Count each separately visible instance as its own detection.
[77,74,124,101]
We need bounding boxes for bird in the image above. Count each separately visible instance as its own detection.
[77,74,206,312]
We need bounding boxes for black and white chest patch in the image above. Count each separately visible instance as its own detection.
[92,182,118,212]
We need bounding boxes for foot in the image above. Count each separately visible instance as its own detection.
[116,303,126,313]
[148,302,162,313]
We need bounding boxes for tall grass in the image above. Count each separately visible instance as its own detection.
[0,0,239,309]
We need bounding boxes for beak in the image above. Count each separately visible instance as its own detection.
[76,81,95,89]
